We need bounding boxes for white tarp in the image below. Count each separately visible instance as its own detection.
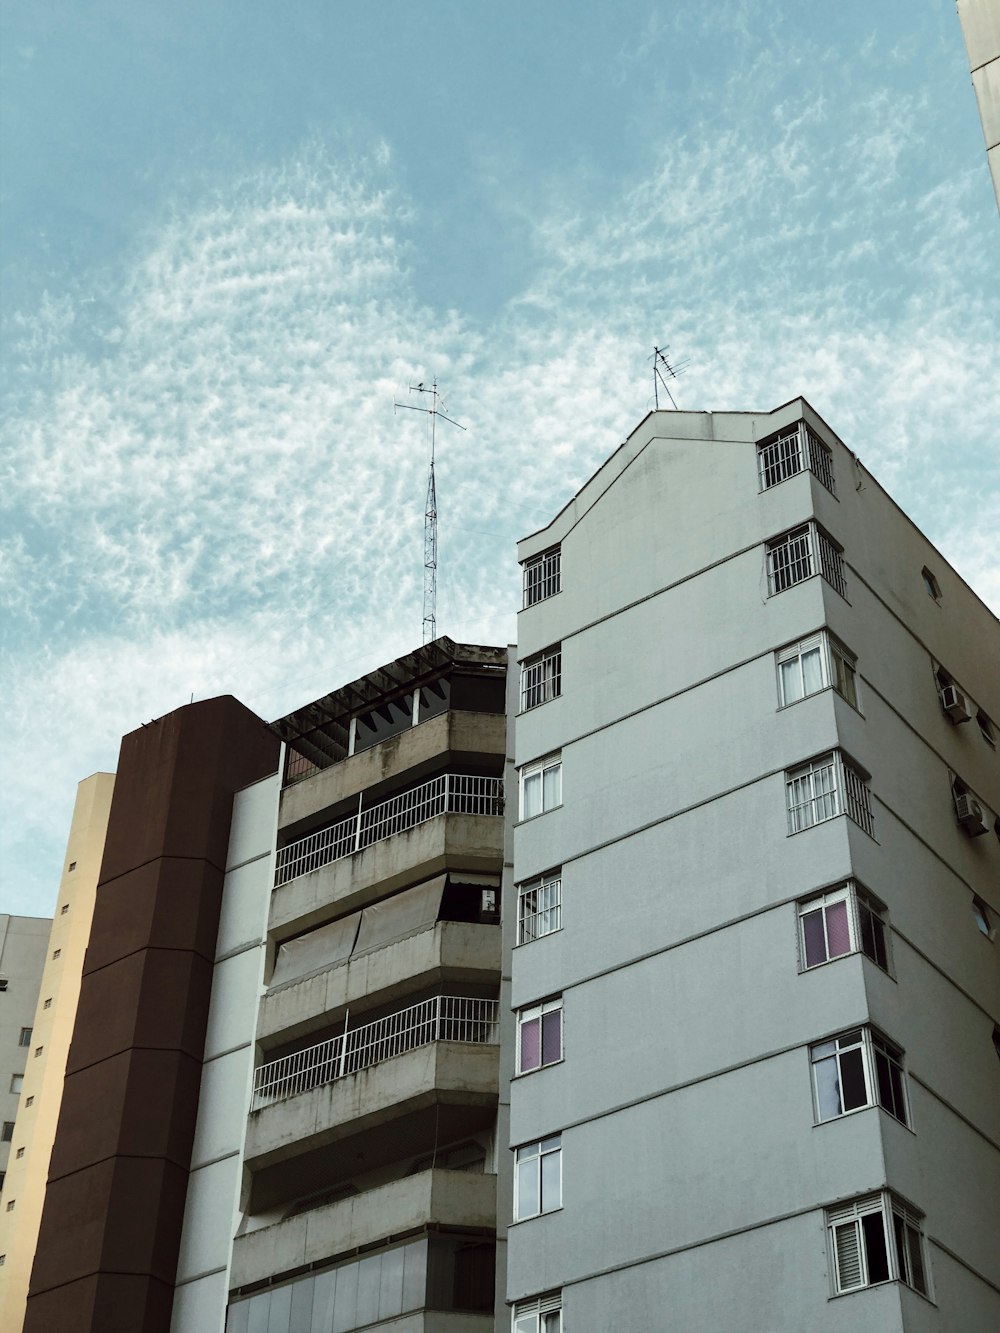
[353,876,446,955]
[270,911,361,989]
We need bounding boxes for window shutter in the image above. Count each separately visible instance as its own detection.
[834,1221,863,1289]
[537,1291,562,1314]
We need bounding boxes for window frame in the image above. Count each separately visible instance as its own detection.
[971,896,994,940]
[522,547,561,608]
[785,752,874,838]
[827,1193,929,1299]
[520,645,562,712]
[810,1026,909,1126]
[517,998,563,1075]
[514,1135,562,1222]
[776,631,859,710]
[798,881,890,974]
[517,870,562,945]
[757,420,836,494]
[0,1123,13,1143]
[520,754,562,821]
[17,1027,31,1047]
[512,1291,562,1333]
[766,522,846,598]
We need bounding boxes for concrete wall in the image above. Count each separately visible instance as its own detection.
[508,405,1000,1330]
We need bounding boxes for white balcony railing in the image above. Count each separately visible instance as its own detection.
[275,773,503,887]
[251,994,500,1109]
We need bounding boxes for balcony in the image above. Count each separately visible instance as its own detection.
[276,775,503,887]
[231,1169,497,1290]
[253,996,499,1110]
[258,920,501,1047]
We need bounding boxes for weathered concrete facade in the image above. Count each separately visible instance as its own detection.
[509,401,1000,1331]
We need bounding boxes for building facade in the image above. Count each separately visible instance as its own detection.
[508,400,1000,1331]
[0,913,51,1222]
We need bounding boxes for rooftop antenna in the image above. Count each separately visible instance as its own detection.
[651,345,689,410]
[394,379,466,644]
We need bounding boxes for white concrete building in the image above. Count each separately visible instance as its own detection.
[508,400,1000,1331]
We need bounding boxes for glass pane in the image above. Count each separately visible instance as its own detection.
[517,1159,539,1219]
[835,1222,862,1289]
[542,763,561,809]
[378,1246,405,1320]
[267,1285,292,1333]
[801,645,824,695]
[541,1148,561,1211]
[825,901,852,957]
[779,657,802,705]
[862,1211,890,1283]
[289,1277,314,1333]
[840,1048,868,1111]
[310,1271,336,1333]
[814,1056,843,1118]
[543,1313,562,1333]
[401,1239,428,1313]
[906,1223,927,1294]
[515,1315,538,1333]
[331,1260,358,1333]
[802,909,828,966]
[247,1294,271,1333]
[523,773,541,819]
[541,1009,562,1065]
[227,1301,251,1333]
[520,1017,541,1071]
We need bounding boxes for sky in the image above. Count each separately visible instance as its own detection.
[2,0,998,919]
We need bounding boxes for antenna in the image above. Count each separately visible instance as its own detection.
[394,379,466,644]
[651,345,689,410]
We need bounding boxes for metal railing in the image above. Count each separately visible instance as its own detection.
[767,523,846,599]
[517,874,562,944]
[251,995,500,1109]
[523,548,561,607]
[787,752,874,837]
[757,423,836,495]
[817,529,847,598]
[520,648,562,711]
[275,773,503,886]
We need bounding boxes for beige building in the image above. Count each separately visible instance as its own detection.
[0,773,115,1333]
[0,914,51,1200]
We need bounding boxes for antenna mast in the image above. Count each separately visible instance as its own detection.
[651,345,689,410]
[394,380,466,644]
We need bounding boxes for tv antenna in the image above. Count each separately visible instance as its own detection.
[651,345,689,410]
[394,379,466,644]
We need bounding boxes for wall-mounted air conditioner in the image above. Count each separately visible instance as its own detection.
[955,792,989,836]
[941,684,971,723]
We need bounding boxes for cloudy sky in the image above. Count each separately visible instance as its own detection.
[2,0,997,918]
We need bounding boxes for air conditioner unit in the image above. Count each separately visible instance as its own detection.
[955,792,989,836]
[940,684,971,723]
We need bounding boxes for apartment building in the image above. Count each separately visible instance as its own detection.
[508,399,1000,1331]
[0,913,51,1209]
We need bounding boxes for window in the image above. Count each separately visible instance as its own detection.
[43,998,51,1010]
[518,999,563,1074]
[517,870,562,944]
[9,1076,22,1095]
[757,420,836,493]
[514,1135,561,1220]
[811,1027,908,1125]
[766,522,846,598]
[799,882,889,972]
[786,752,874,837]
[24,1097,32,1108]
[52,949,60,960]
[34,1047,43,1059]
[0,979,7,992]
[523,546,561,607]
[18,1028,31,1047]
[921,566,941,601]
[513,1291,562,1332]
[521,645,562,711]
[776,632,858,709]
[68,861,77,871]
[520,755,562,820]
[972,896,994,939]
[827,1193,928,1297]
[60,903,69,914]
[15,1148,24,1160]
[1,1123,13,1143]
[977,710,997,748]
[5,1200,13,1213]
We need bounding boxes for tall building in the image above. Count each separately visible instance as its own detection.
[957,0,1000,209]
[12,399,999,1332]
[508,399,1000,1331]
[0,913,51,1208]
[0,773,114,1333]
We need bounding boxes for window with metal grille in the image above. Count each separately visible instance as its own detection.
[517,870,562,944]
[786,752,874,837]
[517,999,563,1074]
[520,645,562,711]
[514,1135,561,1221]
[766,523,846,598]
[798,882,889,972]
[757,421,836,493]
[513,1291,562,1333]
[827,1193,928,1297]
[811,1026,908,1125]
[523,547,561,607]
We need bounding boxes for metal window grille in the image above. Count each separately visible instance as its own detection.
[251,994,499,1109]
[787,753,874,837]
[275,773,503,887]
[817,528,847,597]
[523,548,561,607]
[767,525,814,593]
[757,422,835,494]
[521,647,562,711]
[518,873,562,944]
